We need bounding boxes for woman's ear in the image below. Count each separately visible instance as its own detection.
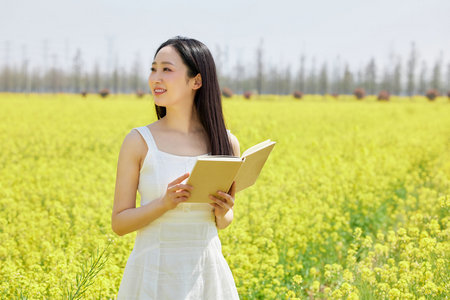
[192,73,202,90]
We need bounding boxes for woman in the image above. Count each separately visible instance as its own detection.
[112,36,240,299]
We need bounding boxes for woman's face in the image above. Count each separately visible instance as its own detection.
[149,45,198,108]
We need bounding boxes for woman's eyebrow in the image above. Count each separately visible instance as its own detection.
[152,61,175,66]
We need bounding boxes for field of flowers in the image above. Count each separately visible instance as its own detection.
[0,93,449,299]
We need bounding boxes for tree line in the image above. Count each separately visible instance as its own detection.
[0,42,448,96]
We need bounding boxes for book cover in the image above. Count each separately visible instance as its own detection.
[186,139,276,203]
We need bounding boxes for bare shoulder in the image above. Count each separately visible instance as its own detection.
[227,130,240,157]
[119,128,147,165]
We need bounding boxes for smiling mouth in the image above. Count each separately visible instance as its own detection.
[154,88,166,95]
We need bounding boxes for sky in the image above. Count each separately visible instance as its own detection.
[1,0,449,77]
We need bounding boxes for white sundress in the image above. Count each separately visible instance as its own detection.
[116,126,239,300]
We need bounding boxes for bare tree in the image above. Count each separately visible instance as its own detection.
[297,54,306,92]
[446,63,450,92]
[92,61,101,92]
[364,58,377,94]
[1,41,12,91]
[306,57,317,94]
[355,66,364,90]
[406,42,417,96]
[48,54,59,92]
[392,58,402,95]
[331,55,341,94]
[255,38,264,95]
[430,53,443,92]
[318,62,328,94]
[418,60,427,95]
[72,49,83,93]
[234,58,245,93]
[380,66,391,93]
[112,59,119,94]
[281,65,292,94]
[341,63,353,94]
[130,52,141,92]
[119,67,128,94]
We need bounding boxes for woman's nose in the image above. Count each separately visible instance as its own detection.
[149,75,161,86]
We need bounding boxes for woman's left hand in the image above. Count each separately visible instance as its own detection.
[209,181,235,219]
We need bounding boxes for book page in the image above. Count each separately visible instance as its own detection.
[241,139,273,158]
[235,141,275,192]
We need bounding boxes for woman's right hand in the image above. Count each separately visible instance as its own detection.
[160,172,193,210]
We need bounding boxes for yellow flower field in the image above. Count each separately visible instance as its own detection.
[0,94,449,299]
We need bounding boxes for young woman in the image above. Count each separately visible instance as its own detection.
[112,36,240,299]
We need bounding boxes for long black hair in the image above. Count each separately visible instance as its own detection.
[152,36,233,156]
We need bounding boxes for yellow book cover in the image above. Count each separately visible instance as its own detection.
[186,139,276,203]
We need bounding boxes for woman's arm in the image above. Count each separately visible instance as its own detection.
[111,131,193,236]
[211,131,240,230]
[111,131,167,236]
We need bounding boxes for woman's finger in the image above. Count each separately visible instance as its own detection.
[217,191,234,207]
[209,195,231,210]
[176,190,191,198]
[167,172,190,188]
[168,183,193,193]
[175,196,188,203]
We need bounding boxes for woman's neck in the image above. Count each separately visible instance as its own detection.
[162,105,204,135]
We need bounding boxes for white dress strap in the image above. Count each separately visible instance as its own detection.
[133,126,159,153]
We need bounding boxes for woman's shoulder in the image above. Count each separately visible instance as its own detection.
[121,124,156,160]
[122,128,147,154]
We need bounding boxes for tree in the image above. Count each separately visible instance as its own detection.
[430,53,443,92]
[355,67,364,91]
[418,61,427,95]
[255,38,264,95]
[392,59,402,95]
[112,60,119,94]
[214,44,228,84]
[306,57,317,94]
[48,54,60,92]
[341,64,353,94]
[119,67,128,94]
[318,62,328,94]
[92,62,101,92]
[281,65,291,94]
[446,63,450,93]
[379,67,391,94]
[72,49,83,93]
[233,58,245,94]
[406,42,417,96]
[297,54,306,92]
[331,55,342,94]
[130,52,141,92]
[364,58,377,94]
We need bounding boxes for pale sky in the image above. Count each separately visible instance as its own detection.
[1,0,449,76]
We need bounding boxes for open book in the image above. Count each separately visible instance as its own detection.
[186,139,276,203]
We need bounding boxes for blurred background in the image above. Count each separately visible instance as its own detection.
[1,0,449,96]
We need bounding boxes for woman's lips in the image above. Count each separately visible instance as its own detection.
[154,89,166,95]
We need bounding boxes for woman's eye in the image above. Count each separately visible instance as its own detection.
[150,67,170,72]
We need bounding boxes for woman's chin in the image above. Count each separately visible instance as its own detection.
[153,98,164,106]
